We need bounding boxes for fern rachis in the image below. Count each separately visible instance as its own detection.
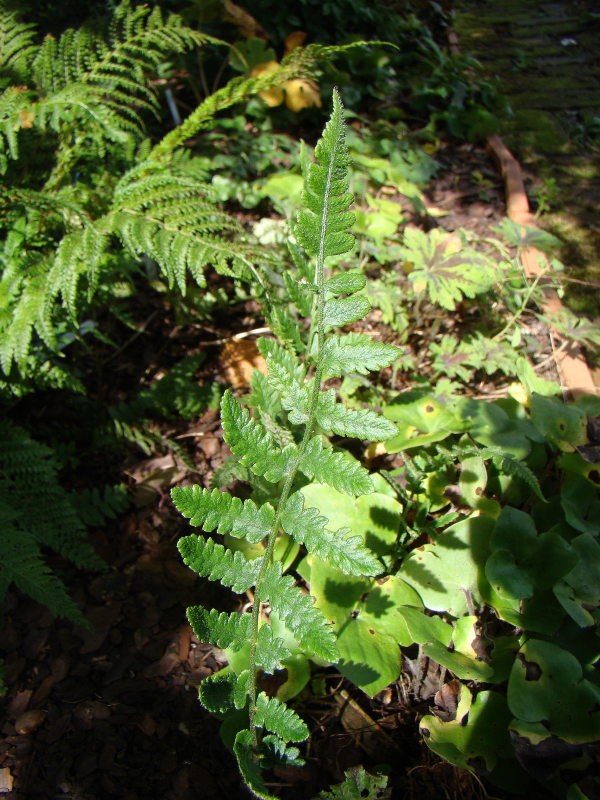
[173,90,401,797]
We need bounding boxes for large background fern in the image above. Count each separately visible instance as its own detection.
[0,1,343,389]
[0,420,106,624]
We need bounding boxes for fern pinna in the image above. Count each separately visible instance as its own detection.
[172,91,400,798]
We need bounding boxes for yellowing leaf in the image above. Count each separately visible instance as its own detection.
[284,78,321,111]
[283,31,307,56]
[250,61,284,106]
[18,108,34,128]
[223,0,267,39]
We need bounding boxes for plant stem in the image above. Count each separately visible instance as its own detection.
[493,267,547,341]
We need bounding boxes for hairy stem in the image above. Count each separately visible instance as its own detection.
[246,128,341,746]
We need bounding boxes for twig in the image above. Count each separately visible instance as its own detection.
[102,310,158,364]
[192,326,272,346]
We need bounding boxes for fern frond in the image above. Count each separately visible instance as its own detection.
[0,9,37,81]
[199,671,238,714]
[234,730,277,800]
[221,389,297,483]
[187,606,251,650]
[177,534,262,594]
[151,41,376,162]
[33,2,212,123]
[46,226,109,316]
[172,485,274,544]
[261,735,305,768]
[254,692,309,742]
[322,333,401,378]
[315,389,397,441]
[315,767,389,800]
[0,525,86,625]
[0,422,105,571]
[299,435,373,495]
[258,409,296,448]
[260,561,338,661]
[294,89,355,259]
[257,338,305,382]
[281,491,381,576]
[256,624,292,674]
[457,444,546,502]
[245,369,283,418]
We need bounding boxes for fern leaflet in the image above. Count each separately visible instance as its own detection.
[281,491,381,576]
[177,535,261,594]
[187,607,251,651]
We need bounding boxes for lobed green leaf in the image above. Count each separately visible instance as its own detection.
[256,623,293,674]
[172,486,275,544]
[293,89,355,260]
[316,389,397,441]
[234,729,276,800]
[325,271,367,296]
[323,296,371,328]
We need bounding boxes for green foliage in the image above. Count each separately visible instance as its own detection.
[174,92,401,794]
[314,767,389,800]
[0,420,105,623]
[0,2,349,393]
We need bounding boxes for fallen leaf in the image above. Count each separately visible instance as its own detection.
[7,689,32,719]
[220,338,267,388]
[283,31,307,56]
[15,709,45,735]
[223,0,268,39]
[18,108,34,128]
[284,78,321,112]
[250,61,284,107]
[0,768,13,793]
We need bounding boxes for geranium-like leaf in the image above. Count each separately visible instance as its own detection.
[281,491,381,576]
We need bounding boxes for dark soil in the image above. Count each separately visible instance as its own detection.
[0,140,551,800]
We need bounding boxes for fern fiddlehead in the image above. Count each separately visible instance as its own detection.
[173,91,400,797]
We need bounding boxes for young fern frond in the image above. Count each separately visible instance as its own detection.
[174,91,402,795]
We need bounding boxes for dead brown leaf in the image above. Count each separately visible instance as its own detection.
[15,709,45,735]
[220,338,267,388]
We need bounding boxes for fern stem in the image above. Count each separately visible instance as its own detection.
[245,108,342,747]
